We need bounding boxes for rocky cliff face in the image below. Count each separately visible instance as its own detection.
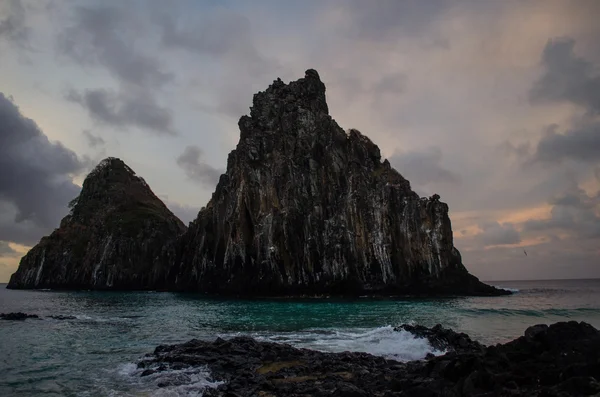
[169,70,505,296]
[7,158,186,290]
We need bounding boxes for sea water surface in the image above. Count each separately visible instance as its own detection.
[1,279,600,396]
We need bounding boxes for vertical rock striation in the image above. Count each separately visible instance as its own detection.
[170,70,505,296]
[7,158,186,290]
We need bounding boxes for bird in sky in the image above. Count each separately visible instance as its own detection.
[524,250,528,256]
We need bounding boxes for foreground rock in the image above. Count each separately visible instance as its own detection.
[395,323,484,354]
[0,312,39,320]
[141,321,600,396]
[170,69,505,296]
[7,158,186,290]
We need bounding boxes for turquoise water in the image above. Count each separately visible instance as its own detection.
[1,279,600,396]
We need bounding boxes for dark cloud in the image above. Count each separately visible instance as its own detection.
[59,5,171,88]
[530,37,600,113]
[476,221,521,246]
[0,92,84,245]
[0,241,16,256]
[82,130,105,148]
[529,38,600,164]
[0,0,29,47]
[66,89,174,135]
[389,147,461,187]
[176,146,222,188]
[535,121,600,163]
[524,187,600,239]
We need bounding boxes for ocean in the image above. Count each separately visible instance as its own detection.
[1,278,600,396]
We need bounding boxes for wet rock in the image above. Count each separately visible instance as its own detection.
[141,321,600,397]
[0,312,39,320]
[48,315,77,320]
[396,323,484,353]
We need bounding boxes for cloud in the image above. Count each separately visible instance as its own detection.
[59,5,171,88]
[389,147,461,188]
[66,89,175,135]
[0,241,16,256]
[332,0,449,42]
[528,38,600,164]
[59,4,176,135]
[530,37,600,113]
[0,0,29,48]
[83,130,105,148]
[176,145,223,188]
[524,187,600,239]
[476,221,521,246]
[158,8,273,77]
[464,236,600,281]
[534,121,600,163]
[156,7,287,119]
[0,92,84,245]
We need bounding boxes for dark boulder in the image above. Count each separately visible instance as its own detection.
[396,323,484,353]
[0,312,39,320]
[48,315,77,320]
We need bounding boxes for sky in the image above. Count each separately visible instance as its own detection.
[1,0,599,282]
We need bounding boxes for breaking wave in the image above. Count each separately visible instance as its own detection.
[242,325,444,362]
[118,362,223,397]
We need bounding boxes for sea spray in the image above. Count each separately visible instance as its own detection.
[245,325,445,361]
[118,362,223,397]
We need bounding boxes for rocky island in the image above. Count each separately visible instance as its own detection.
[8,70,506,297]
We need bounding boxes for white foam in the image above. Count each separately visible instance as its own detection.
[118,362,223,397]
[250,325,444,362]
[149,369,223,397]
[494,286,520,293]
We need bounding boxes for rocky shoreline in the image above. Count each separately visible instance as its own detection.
[139,321,600,396]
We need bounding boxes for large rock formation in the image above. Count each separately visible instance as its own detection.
[7,158,186,290]
[169,70,504,296]
[7,70,506,296]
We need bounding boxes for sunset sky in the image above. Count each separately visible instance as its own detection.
[1,0,599,282]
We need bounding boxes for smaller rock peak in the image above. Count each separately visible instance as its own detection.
[82,157,146,193]
[304,69,321,81]
[90,157,132,175]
